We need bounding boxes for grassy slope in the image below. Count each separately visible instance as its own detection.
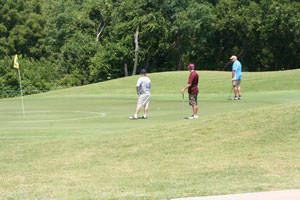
[0,69,299,199]
[45,69,300,95]
[37,69,300,111]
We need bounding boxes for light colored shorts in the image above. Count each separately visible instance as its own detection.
[189,93,198,106]
[232,79,241,88]
[137,93,150,107]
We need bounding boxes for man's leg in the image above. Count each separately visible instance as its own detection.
[144,105,148,116]
[130,105,141,119]
[193,105,198,116]
[237,80,242,99]
[233,84,239,100]
[134,94,144,118]
[143,104,149,118]
[135,106,141,117]
[232,80,238,100]
[238,87,242,100]
[188,94,199,119]
[141,94,150,118]
[234,86,238,97]
[238,81,241,96]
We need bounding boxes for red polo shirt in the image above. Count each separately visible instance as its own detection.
[188,71,199,94]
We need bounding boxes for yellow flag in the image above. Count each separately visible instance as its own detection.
[14,54,19,69]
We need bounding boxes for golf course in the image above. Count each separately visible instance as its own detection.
[0,69,299,199]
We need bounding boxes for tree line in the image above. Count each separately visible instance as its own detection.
[1,0,299,98]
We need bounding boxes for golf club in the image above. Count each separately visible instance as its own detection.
[143,93,151,105]
[227,87,233,100]
[182,93,185,119]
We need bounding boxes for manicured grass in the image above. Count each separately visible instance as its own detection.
[0,70,299,199]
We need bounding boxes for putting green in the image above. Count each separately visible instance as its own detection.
[0,70,299,134]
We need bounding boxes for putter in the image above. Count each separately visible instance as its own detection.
[227,87,233,100]
[142,93,151,105]
[182,93,185,119]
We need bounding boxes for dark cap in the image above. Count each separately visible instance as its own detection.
[188,64,195,70]
[140,69,146,74]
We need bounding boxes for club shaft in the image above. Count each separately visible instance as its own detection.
[228,87,233,99]
[182,94,184,119]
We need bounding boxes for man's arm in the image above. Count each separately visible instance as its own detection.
[181,84,191,94]
[232,70,236,80]
[232,62,237,80]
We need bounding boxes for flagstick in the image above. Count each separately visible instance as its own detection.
[17,68,25,118]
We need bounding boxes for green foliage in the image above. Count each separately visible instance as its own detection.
[0,56,59,98]
[160,0,216,70]
[174,1,216,68]
[0,0,47,59]
[257,0,300,70]
[0,0,300,98]
[204,0,300,71]
[58,32,99,86]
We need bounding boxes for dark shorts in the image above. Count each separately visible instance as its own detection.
[189,93,198,106]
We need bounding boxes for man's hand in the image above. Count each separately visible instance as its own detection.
[182,84,191,94]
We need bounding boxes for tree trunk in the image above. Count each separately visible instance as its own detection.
[132,26,139,76]
[124,63,128,77]
[175,33,183,70]
[146,52,150,70]
[177,54,182,71]
[96,9,105,42]
[222,40,254,71]
[215,46,224,68]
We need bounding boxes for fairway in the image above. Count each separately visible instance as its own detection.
[0,70,299,199]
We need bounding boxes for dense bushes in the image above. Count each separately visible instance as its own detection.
[0,56,59,98]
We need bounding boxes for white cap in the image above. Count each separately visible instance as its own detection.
[230,55,237,60]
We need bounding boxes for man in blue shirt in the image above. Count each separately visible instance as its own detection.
[230,55,242,100]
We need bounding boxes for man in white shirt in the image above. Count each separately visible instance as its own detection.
[130,69,151,120]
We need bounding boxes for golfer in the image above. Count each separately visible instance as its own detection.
[230,55,242,100]
[130,69,151,120]
[181,64,199,119]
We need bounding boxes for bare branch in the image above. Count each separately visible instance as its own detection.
[96,8,106,42]
[222,40,254,71]
[132,26,139,76]
[124,63,128,77]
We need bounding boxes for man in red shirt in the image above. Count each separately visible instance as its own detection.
[181,64,199,119]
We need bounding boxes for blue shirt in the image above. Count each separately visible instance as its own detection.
[232,60,242,80]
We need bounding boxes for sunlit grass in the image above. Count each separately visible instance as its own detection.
[0,70,299,199]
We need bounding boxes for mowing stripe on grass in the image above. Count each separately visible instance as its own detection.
[0,111,107,123]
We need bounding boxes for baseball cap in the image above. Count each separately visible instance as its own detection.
[230,55,237,60]
[188,64,195,70]
[140,69,146,74]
